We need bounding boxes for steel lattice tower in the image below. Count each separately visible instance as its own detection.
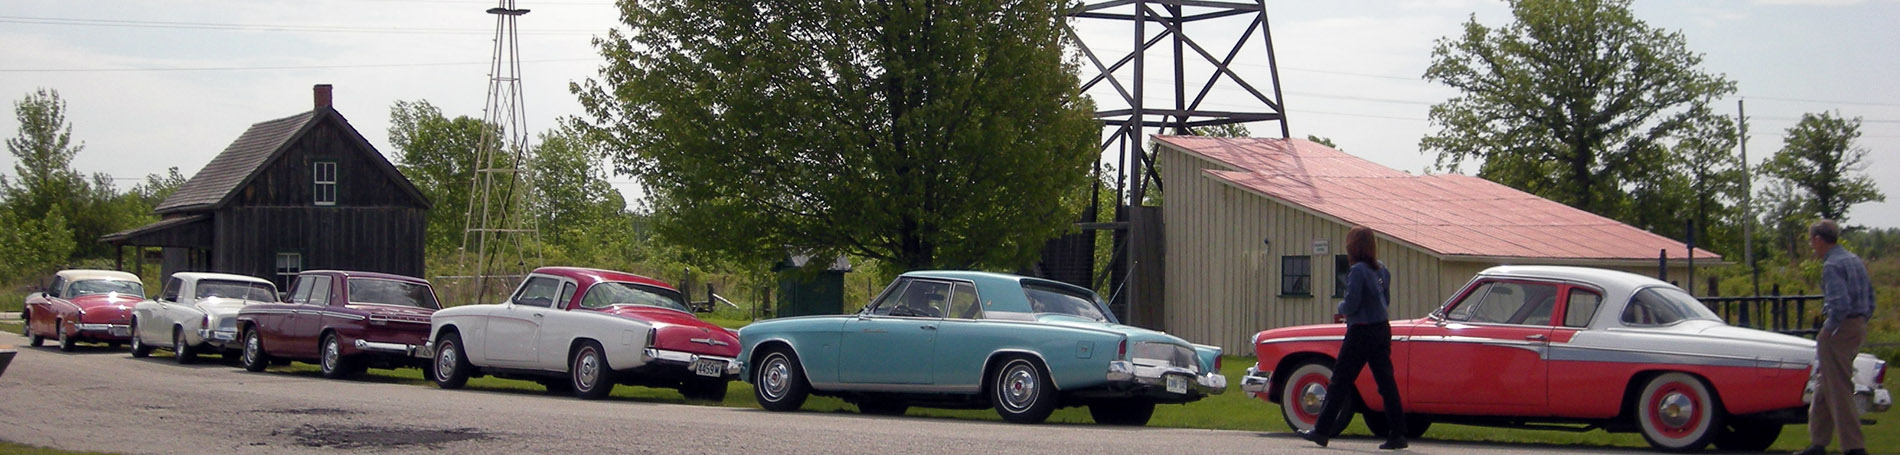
[455,0,541,304]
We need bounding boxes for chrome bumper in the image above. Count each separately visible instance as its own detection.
[74,323,131,338]
[1239,365,1273,397]
[643,348,742,376]
[1106,360,1227,395]
[197,329,239,343]
[1804,383,1892,414]
[354,339,430,359]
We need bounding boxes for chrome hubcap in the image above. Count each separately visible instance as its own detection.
[761,356,789,400]
[245,334,259,363]
[576,350,599,390]
[1300,382,1328,416]
[1657,391,1695,428]
[323,340,338,371]
[1001,364,1038,411]
[436,343,457,380]
[175,333,186,357]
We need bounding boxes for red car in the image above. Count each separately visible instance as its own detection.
[235,270,439,379]
[22,270,146,351]
[429,267,741,400]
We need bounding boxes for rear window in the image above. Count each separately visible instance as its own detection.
[69,279,144,298]
[196,280,277,302]
[346,278,440,309]
[580,282,688,312]
[1620,287,1718,326]
[1022,283,1109,322]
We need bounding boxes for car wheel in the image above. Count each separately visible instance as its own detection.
[319,334,360,380]
[680,378,729,402]
[856,399,909,416]
[570,341,617,400]
[57,320,76,352]
[129,321,153,358]
[754,348,809,412]
[1364,411,1431,440]
[1089,399,1156,426]
[173,328,198,364]
[432,333,471,389]
[1635,372,1722,452]
[991,356,1058,424]
[25,312,43,347]
[240,329,270,372]
[1712,418,1780,452]
[1280,361,1352,438]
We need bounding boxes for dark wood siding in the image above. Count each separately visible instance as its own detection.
[212,207,426,289]
[231,118,424,209]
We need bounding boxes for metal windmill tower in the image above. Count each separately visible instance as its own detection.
[1058,0,1290,326]
[456,0,541,304]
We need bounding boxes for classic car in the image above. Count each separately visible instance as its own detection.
[428,267,740,399]
[22,269,146,351]
[130,272,278,363]
[234,270,438,379]
[1241,265,1893,452]
[737,270,1226,425]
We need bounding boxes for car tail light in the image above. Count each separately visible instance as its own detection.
[202,315,211,328]
[1214,355,1222,371]
[1878,361,1888,385]
[1117,339,1127,359]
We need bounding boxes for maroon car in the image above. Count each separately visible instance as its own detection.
[22,270,145,351]
[428,266,741,400]
[235,270,438,379]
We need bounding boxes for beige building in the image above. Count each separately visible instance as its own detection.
[1155,136,1718,353]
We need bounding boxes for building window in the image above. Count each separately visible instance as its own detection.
[1281,255,1311,297]
[313,161,338,206]
[1332,254,1349,298]
[275,252,302,286]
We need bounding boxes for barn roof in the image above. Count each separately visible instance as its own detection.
[1154,135,1720,262]
[154,107,429,214]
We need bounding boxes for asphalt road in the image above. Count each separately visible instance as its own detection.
[0,332,1641,455]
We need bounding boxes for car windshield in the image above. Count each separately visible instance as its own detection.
[1620,286,1720,326]
[69,279,143,298]
[579,282,688,312]
[196,280,277,301]
[345,278,440,309]
[1023,283,1110,322]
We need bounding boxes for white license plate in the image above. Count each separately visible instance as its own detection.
[109,326,131,337]
[1166,375,1189,394]
[693,358,726,377]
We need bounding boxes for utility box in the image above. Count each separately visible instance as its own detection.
[773,254,851,318]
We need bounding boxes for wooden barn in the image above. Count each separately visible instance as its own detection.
[103,85,430,288]
[1154,136,1719,353]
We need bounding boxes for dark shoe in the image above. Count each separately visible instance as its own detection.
[1295,429,1328,448]
[1843,449,1867,455]
[1792,446,1826,455]
[1380,439,1408,450]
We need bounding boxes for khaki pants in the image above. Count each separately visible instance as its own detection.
[1809,316,1866,450]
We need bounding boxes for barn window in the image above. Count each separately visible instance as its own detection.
[1280,255,1311,297]
[313,161,338,206]
[275,252,303,286]
[1331,254,1349,297]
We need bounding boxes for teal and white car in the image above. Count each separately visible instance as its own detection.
[738,271,1225,425]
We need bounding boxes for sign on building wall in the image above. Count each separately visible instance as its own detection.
[1312,240,1329,255]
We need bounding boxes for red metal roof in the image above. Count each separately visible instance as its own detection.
[1156,136,1720,262]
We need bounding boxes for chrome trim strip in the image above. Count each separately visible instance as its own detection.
[1256,336,1345,345]
[807,381,982,394]
[1546,344,1800,369]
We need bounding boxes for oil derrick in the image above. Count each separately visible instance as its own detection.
[452,0,541,304]
[1054,1,1290,327]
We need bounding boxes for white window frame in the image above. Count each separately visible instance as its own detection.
[313,161,338,206]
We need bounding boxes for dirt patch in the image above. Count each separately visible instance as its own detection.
[258,407,355,416]
[279,425,488,449]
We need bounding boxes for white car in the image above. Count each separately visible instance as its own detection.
[130,272,279,363]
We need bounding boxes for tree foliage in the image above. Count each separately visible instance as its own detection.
[1760,111,1884,224]
[573,0,1101,272]
[388,99,501,256]
[3,88,87,221]
[1421,0,1736,226]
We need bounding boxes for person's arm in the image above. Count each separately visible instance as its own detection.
[1339,266,1372,319]
[1821,260,1849,327]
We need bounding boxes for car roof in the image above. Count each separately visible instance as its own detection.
[56,269,141,282]
[1478,265,1672,294]
[531,266,675,290]
[171,272,274,285]
[302,270,430,284]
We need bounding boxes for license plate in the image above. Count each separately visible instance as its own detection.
[1166,375,1189,394]
[109,326,131,337]
[693,358,725,377]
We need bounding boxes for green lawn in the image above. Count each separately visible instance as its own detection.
[0,441,115,455]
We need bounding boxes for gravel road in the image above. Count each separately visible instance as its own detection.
[0,331,1640,455]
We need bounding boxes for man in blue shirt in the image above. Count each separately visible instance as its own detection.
[1796,220,1874,455]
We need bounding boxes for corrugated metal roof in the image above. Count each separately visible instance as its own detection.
[1159,136,1720,261]
[155,111,317,213]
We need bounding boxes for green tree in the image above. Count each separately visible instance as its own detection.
[1625,114,1746,256]
[527,122,628,252]
[1420,0,1736,221]
[129,167,188,208]
[388,100,502,256]
[2,88,88,221]
[1760,111,1884,224]
[573,0,1100,272]
[1305,135,1339,150]
[0,205,75,277]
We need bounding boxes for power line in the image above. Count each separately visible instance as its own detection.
[1743,96,1900,108]
[0,15,600,36]
[0,57,597,73]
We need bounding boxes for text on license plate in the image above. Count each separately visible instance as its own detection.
[1165,375,1188,394]
[693,358,726,377]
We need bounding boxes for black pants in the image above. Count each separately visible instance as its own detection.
[1312,322,1405,440]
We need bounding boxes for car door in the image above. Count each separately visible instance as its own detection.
[1406,279,1558,415]
[839,278,948,385]
[930,281,993,389]
[151,277,187,346]
[486,275,561,367]
[284,275,333,358]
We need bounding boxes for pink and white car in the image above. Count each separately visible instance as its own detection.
[22,270,144,351]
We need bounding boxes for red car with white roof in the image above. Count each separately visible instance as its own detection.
[22,270,146,351]
[427,267,741,400]
[1241,265,1890,452]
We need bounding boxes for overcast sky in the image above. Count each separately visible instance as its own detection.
[2,0,1896,233]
